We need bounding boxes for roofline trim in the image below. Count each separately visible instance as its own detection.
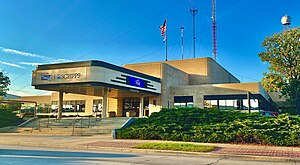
[36,60,161,83]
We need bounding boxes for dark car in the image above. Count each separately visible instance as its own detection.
[261,111,279,117]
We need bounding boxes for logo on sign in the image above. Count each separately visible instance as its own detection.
[57,73,81,80]
[135,79,141,86]
[41,73,52,81]
[128,76,145,88]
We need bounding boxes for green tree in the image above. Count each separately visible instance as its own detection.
[258,27,300,114]
[0,72,10,96]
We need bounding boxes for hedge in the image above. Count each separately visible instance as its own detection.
[117,108,300,146]
[0,108,19,128]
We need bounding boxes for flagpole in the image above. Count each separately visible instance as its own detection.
[165,17,168,61]
[181,26,184,59]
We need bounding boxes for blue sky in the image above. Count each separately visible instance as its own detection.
[0,0,299,96]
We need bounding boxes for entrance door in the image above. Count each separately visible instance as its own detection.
[123,97,140,117]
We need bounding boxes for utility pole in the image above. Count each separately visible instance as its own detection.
[190,7,198,58]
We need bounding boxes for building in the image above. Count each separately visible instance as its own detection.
[16,57,276,117]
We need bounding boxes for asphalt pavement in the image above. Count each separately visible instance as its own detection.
[0,144,298,165]
[0,133,299,164]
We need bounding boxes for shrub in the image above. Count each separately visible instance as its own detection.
[117,108,300,146]
[0,108,19,128]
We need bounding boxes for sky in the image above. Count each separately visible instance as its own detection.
[0,0,299,96]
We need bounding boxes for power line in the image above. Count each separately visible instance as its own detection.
[124,27,211,65]
[51,0,136,59]
[218,26,258,48]
[0,2,61,72]
[9,0,136,83]
[10,0,185,94]
[74,0,184,60]
[3,0,135,74]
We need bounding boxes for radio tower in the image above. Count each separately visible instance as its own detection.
[212,0,217,61]
[190,3,198,58]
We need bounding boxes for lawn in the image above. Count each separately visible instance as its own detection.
[132,142,217,152]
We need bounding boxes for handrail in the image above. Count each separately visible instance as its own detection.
[47,111,58,128]
[71,117,84,136]
[88,112,97,128]
[18,116,37,127]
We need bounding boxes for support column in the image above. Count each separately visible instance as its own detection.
[57,91,63,119]
[247,92,251,113]
[102,88,108,118]
[139,96,144,117]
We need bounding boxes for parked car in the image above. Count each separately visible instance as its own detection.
[261,111,279,117]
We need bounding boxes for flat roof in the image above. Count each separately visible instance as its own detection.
[36,60,160,83]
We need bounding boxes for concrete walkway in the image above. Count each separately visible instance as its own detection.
[0,133,299,161]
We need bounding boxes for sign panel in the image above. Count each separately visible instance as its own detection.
[33,66,161,94]
[33,67,87,85]
[128,76,145,88]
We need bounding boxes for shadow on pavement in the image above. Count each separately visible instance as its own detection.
[0,149,137,158]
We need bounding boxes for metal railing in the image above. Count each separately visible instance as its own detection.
[71,117,84,136]
[46,111,58,128]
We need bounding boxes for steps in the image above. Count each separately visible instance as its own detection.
[18,117,130,136]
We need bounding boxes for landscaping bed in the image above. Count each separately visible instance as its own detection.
[117,108,300,146]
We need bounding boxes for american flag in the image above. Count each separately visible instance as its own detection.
[159,20,167,42]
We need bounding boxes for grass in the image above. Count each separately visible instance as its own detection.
[132,142,217,152]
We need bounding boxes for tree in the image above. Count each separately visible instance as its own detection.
[259,27,300,114]
[0,72,10,96]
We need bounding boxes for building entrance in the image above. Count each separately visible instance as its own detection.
[122,97,149,117]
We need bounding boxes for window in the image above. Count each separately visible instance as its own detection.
[93,99,103,112]
[204,100,218,109]
[219,100,239,110]
[51,100,85,113]
[243,99,259,110]
[174,96,193,108]
[153,100,157,106]
[76,100,85,112]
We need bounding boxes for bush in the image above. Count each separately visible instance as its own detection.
[117,108,300,146]
[0,108,19,128]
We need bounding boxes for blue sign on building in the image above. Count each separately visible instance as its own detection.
[41,74,52,81]
[128,76,145,88]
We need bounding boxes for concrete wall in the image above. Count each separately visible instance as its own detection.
[161,63,189,108]
[124,58,239,85]
[124,62,162,78]
[207,59,240,84]
[125,62,189,110]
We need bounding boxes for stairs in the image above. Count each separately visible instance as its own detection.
[18,117,130,136]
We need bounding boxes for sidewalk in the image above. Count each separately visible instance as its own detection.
[0,133,299,161]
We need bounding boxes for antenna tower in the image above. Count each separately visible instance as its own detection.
[212,0,217,61]
[190,3,198,58]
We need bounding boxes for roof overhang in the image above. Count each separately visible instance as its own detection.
[32,60,161,96]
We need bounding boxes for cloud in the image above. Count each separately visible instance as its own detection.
[0,46,72,65]
[0,61,25,68]
[19,59,72,67]
[19,62,44,66]
[51,59,72,63]
[0,47,46,59]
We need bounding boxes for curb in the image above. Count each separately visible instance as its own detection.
[86,147,300,162]
[1,141,299,162]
